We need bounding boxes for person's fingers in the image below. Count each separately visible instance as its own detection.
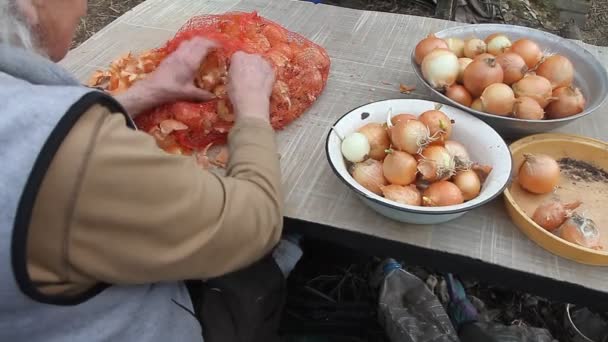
[184,86,217,102]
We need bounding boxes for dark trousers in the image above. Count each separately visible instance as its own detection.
[187,254,286,342]
[459,322,499,342]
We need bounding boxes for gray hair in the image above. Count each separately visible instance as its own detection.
[0,0,36,50]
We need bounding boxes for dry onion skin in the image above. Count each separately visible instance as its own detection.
[535,55,574,89]
[445,38,465,58]
[463,57,504,97]
[422,181,464,207]
[444,140,471,167]
[381,184,422,206]
[480,83,515,116]
[421,48,459,90]
[418,109,453,143]
[463,38,487,59]
[495,52,528,85]
[532,200,582,231]
[391,113,417,126]
[414,34,449,65]
[446,84,473,107]
[510,38,544,69]
[457,58,473,84]
[383,149,418,185]
[390,119,433,155]
[557,213,602,250]
[485,33,512,56]
[453,169,481,200]
[512,96,545,120]
[358,123,390,160]
[350,159,388,195]
[517,153,560,194]
[545,86,585,119]
[512,75,553,108]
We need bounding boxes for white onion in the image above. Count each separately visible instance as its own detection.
[421,49,459,90]
[341,132,370,163]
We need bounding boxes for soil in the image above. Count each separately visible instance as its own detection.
[559,157,608,183]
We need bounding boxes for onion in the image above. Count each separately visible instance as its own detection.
[422,181,464,207]
[513,97,544,120]
[517,153,560,194]
[383,149,418,185]
[473,53,496,62]
[463,38,487,59]
[485,34,512,55]
[350,159,388,195]
[414,34,449,65]
[545,86,585,119]
[381,184,422,206]
[418,109,453,143]
[510,39,543,69]
[444,140,471,167]
[417,145,456,182]
[471,163,493,184]
[390,119,433,154]
[463,57,504,97]
[557,213,602,250]
[446,84,473,107]
[421,48,459,90]
[391,113,417,125]
[532,200,582,231]
[471,98,483,111]
[480,83,515,116]
[445,38,465,58]
[535,55,574,89]
[495,52,528,85]
[358,123,390,160]
[341,132,370,163]
[512,75,553,108]
[453,170,481,200]
[457,58,473,84]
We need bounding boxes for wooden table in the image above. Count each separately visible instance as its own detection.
[62,0,608,310]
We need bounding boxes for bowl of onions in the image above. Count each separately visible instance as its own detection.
[411,24,608,139]
[326,99,512,225]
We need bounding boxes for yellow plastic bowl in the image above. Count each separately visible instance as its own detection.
[503,133,608,266]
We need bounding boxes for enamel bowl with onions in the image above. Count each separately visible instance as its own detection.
[326,99,512,225]
[411,24,608,139]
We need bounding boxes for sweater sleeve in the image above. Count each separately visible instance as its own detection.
[27,103,283,293]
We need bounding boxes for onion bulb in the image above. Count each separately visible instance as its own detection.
[512,97,544,120]
[445,38,465,58]
[444,140,471,167]
[414,34,449,65]
[383,149,418,185]
[495,52,528,85]
[422,181,464,207]
[358,123,390,160]
[453,169,481,200]
[532,200,582,231]
[557,213,602,250]
[471,98,483,111]
[421,48,459,90]
[446,84,473,107]
[351,159,388,195]
[545,86,585,119]
[480,83,515,116]
[418,109,453,142]
[510,38,543,69]
[535,55,574,89]
[517,153,560,194]
[463,57,504,97]
[457,58,473,84]
[381,184,422,206]
[341,132,370,163]
[463,38,487,59]
[391,113,417,125]
[512,75,553,108]
[485,34,512,55]
[473,53,496,62]
[390,119,433,154]
[417,145,456,182]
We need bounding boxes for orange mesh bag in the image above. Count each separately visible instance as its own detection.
[89,11,331,159]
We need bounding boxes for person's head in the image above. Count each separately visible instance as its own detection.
[0,0,87,61]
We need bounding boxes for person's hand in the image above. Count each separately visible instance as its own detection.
[115,37,218,116]
[227,51,275,122]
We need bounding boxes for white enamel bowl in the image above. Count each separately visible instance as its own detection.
[326,99,512,224]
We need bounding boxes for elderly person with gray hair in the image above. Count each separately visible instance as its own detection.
[0,0,293,341]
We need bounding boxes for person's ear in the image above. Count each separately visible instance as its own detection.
[16,0,39,26]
